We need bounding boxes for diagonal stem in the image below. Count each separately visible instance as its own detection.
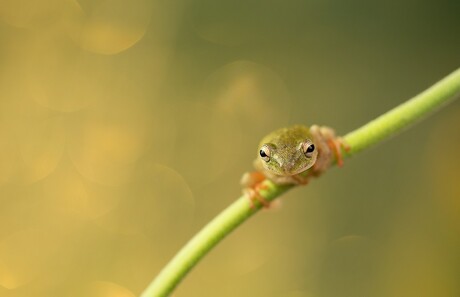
[141,68,460,297]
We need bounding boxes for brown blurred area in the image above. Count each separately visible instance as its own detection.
[0,1,459,296]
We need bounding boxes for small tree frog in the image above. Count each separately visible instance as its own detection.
[241,125,349,207]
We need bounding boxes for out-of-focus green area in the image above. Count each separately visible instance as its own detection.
[0,1,459,296]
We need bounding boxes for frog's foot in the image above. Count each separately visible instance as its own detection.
[327,136,350,167]
[240,171,266,188]
[243,185,270,210]
[241,171,271,209]
[309,125,334,174]
[310,125,350,170]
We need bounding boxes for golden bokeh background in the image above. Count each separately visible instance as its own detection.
[0,1,459,296]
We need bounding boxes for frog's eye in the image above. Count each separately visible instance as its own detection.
[259,145,271,162]
[301,139,315,158]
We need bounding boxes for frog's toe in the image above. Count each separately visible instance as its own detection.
[328,137,351,167]
[326,139,341,167]
[339,137,351,152]
[243,187,270,209]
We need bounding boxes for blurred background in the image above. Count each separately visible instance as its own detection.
[0,0,459,296]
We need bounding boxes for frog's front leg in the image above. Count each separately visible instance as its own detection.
[240,171,265,189]
[309,125,350,176]
[240,166,270,209]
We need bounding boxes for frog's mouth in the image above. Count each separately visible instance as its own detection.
[285,168,308,176]
[282,163,310,176]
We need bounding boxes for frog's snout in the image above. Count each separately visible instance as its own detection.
[283,162,293,172]
[276,159,294,175]
[283,157,309,176]
[283,161,298,175]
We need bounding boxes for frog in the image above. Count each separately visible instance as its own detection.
[241,124,349,208]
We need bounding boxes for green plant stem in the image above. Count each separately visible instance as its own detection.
[141,68,460,297]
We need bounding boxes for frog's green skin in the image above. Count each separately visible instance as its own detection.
[252,124,335,185]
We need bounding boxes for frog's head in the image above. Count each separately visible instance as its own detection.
[258,139,317,176]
